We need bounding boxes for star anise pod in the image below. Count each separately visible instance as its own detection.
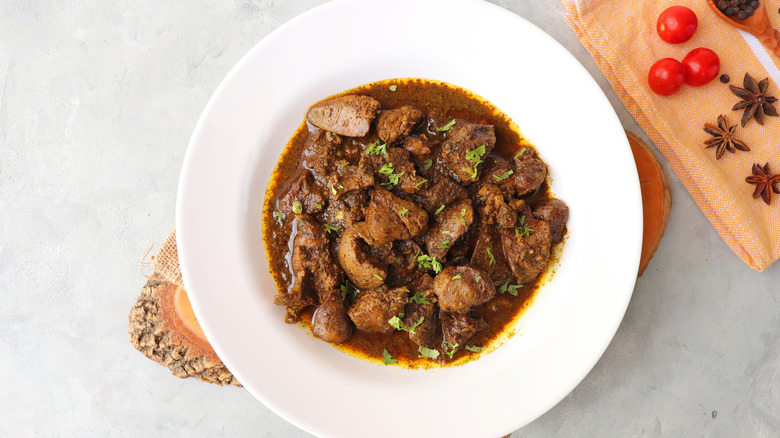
[745,162,780,205]
[703,115,749,159]
[730,73,779,127]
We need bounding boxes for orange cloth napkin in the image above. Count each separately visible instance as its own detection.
[565,0,780,271]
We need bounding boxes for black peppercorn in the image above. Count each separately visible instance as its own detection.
[720,74,730,83]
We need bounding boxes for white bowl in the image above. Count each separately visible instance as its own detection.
[176,0,643,437]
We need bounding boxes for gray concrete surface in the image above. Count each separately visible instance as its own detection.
[1,0,778,436]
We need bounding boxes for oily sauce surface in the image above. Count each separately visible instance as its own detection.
[263,78,558,367]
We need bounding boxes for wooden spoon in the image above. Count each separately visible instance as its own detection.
[706,0,780,56]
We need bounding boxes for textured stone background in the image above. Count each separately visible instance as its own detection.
[1,0,778,436]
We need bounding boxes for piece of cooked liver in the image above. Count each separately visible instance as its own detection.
[364,186,428,244]
[533,199,569,244]
[312,289,352,344]
[502,215,552,284]
[376,105,423,144]
[347,286,408,334]
[513,146,547,197]
[425,198,474,261]
[441,119,496,183]
[273,214,344,322]
[306,95,381,137]
[441,311,486,350]
[469,216,513,287]
[338,222,388,290]
[433,265,495,313]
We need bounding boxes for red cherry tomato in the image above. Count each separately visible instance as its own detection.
[681,48,720,86]
[657,6,698,44]
[648,58,686,96]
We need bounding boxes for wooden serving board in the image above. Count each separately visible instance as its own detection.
[128,131,671,392]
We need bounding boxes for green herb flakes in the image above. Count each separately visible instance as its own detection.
[460,208,467,226]
[366,139,387,155]
[374,273,384,281]
[340,281,357,301]
[398,208,409,217]
[379,162,394,175]
[382,349,398,365]
[465,144,486,179]
[438,238,451,249]
[273,210,285,226]
[431,257,442,274]
[444,341,459,359]
[465,345,485,353]
[452,273,462,280]
[415,179,428,188]
[324,224,340,234]
[389,314,423,334]
[436,119,456,132]
[513,147,526,160]
[434,204,446,215]
[418,346,440,359]
[493,170,514,181]
[409,291,430,305]
[498,281,523,296]
[486,247,495,266]
[389,84,398,92]
[421,159,433,170]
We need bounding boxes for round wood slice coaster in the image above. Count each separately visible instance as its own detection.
[129,276,240,386]
[625,131,672,277]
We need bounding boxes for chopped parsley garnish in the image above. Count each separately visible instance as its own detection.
[465,345,485,353]
[444,341,459,359]
[415,179,428,188]
[315,203,323,210]
[273,210,285,226]
[378,163,404,189]
[418,346,440,359]
[442,230,451,235]
[431,257,442,274]
[434,204,446,215]
[366,139,387,155]
[291,201,303,214]
[436,119,456,132]
[324,224,340,233]
[513,147,527,160]
[389,84,398,92]
[493,169,514,181]
[337,162,347,171]
[409,291,430,305]
[438,238,451,249]
[465,144,487,179]
[486,247,496,266]
[498,281,523,296]
[519,214,526,225]
[416,251,442,273]
[475,275,482,282]
[518,225,534,237]
[388,314,423,334]
[340,281,357,301]
[382,349,398,365]
[398,208,409,217]
[374,273,384,281]
[460,208,467,226]
[421,159,433,170]
[330,184,338,196]
[378,162,394,175]
[381,171,404,189]
[452,273,462,280]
